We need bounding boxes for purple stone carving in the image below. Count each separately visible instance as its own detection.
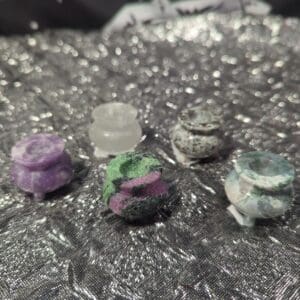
[11,133,73,200]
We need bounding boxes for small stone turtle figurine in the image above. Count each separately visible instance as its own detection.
[225,151,295,227]
[171,106,223,166]
[89,102,142,158]
[103,152,169,221]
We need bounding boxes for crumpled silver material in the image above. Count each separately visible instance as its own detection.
[0,13,299,299]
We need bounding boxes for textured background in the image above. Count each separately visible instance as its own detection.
[0,13,300,299]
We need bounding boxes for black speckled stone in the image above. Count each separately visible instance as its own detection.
[172,124,221,158]
[179,106,221,133]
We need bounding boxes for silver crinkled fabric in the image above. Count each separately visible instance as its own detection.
[0,13,300,300]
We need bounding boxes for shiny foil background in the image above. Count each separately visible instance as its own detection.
[0,13,300,299]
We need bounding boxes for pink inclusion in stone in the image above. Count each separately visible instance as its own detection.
[11,133,73,200]
[120,171,161,192]
[109,171,169,216]
[137,179,169,197]
[109,192,131,216]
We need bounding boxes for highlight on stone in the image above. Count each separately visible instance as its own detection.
[171,106,222,166]
[89,102,142,158]
[225,151,295,227]
[11,133,73,200]
[103,152,169,221]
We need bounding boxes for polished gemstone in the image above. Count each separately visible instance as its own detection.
[11,134,73,200]
[225,151,295,226]
[178,106,221,133]
[89,102,142,158]
[234,151,295,191]
[103,152,169,221]
[11,133,65,170]
[171,106,223,166]
[172,124,221,158]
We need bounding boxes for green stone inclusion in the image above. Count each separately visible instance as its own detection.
[103,152,161,205]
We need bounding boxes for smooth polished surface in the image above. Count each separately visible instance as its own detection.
[11,133,65,170]
[234,151,295,191]
[11,134,73,200]
[225,151,295,226]
[171,106,223,164]
[89,102,142,157]
[172,124,221,158]
[178,106,221,132]
[0,13,299,299]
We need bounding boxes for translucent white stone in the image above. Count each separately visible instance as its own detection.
[89,102,142,158]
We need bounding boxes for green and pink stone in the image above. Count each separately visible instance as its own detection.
[103,152,169,221]
[11,133,73,200]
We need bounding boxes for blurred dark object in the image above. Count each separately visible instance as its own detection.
[0,0,132,35]
[0,0,299,35]
[267,0,300,16]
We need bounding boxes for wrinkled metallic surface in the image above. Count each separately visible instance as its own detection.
[0,13,300,299]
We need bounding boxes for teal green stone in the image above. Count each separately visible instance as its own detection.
[225,151,295,221]
[234,151,295,191]
[225,170,293,219]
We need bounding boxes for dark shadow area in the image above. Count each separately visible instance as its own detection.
[43,160,90,200]
[0,1,299,35]
[129,183,181,226]
[268,0,300,17]
[0,0,132,35]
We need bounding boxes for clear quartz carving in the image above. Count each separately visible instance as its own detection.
[89,102,142,158]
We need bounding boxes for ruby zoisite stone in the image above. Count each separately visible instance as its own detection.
[103,152,169,221]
